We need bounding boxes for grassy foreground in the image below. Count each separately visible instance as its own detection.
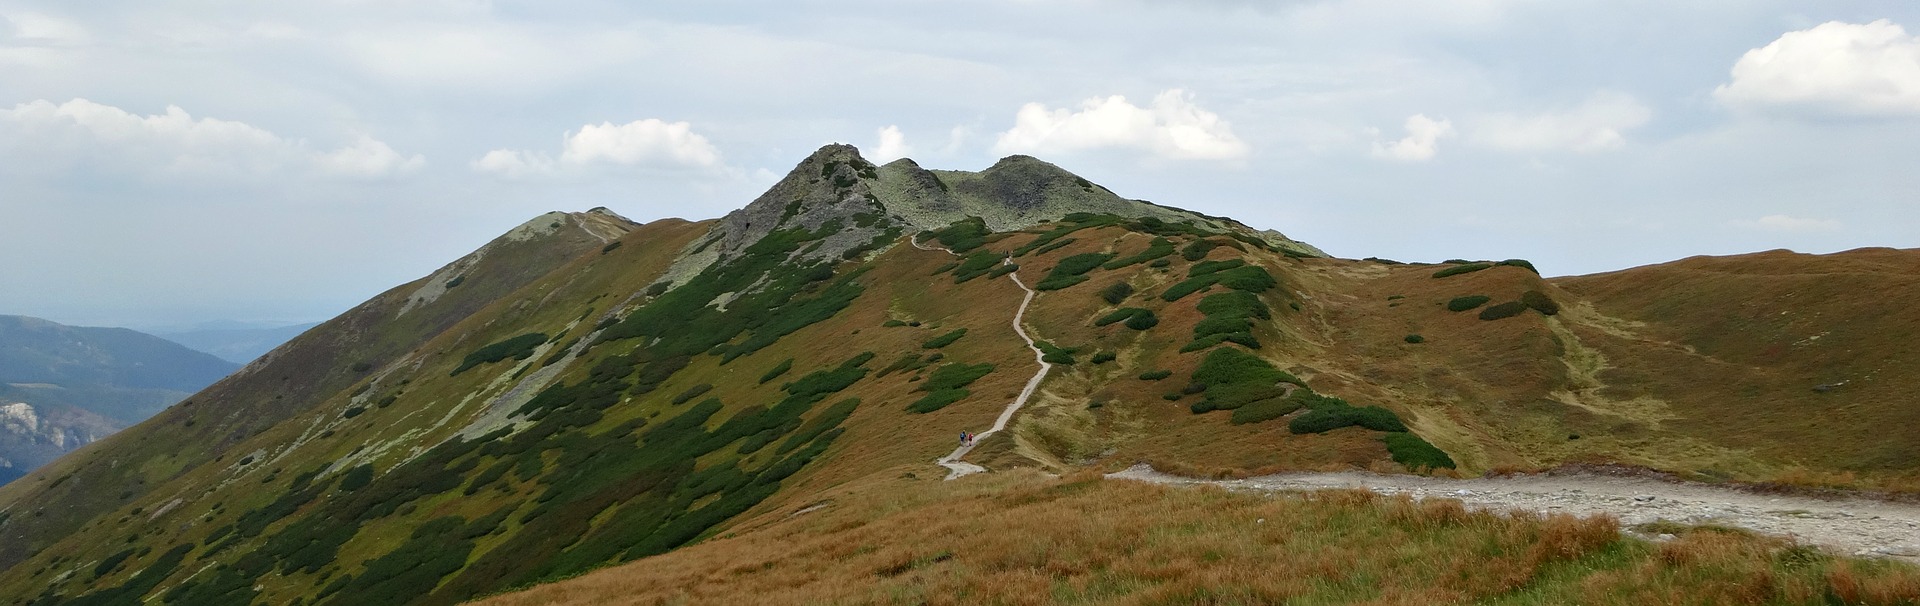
[473,469,1920,605]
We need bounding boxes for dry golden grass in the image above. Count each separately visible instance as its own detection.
[470,470,1919,606]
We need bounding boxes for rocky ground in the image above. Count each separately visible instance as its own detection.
[1110,463,1920,562]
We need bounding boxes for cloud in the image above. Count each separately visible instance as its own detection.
[870,125,910,163]
[1715,19,1920,117]
[993,89,1250,161]
[0,98,422,178]
[474,118,725,177]
[1371,114,1452,161]
[1741,214,1843,232]
[1472,92,1651,153]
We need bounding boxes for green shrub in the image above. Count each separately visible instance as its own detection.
[1188,259,1245,277]
[777,398,860,455]
[883,319,906,327]
[343,406,366,419]
[1432,263,1494,278]
[1037,341,1078,364]
[1191,347,1300,389]
[339,464,373,491]
[1159,276,1217,301]
[758,359,794,384]
[445,275,466,288]
[1094,308,1146,327]
[1138,369,1173,381]
[1124,310,1159,330]
[601,240,623,254]
[1404,334,1425,344]
[1479,301,1529,321]
[1288,404,1407,434]
[928,217,990,253]
[1497,259,1539,274]
[1447,295,1491,312]
[950,251,1004,283]
[1181,239,1221,261]
[920,362,995,392]
[1229,394,1304,425]
[1036,252,1117,290]
[1214,266,1277,292]
[1091,351,1117,364]
[1099,281,1135,304]
[1383,432,1456,470]
[922,328,968,349]
[451,333,549,376]
[669,384,712,405]
[1521,290,1560,315]
[1101,237,1174,270]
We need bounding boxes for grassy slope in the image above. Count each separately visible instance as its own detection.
[0,211,636,573]
[476,470,1920,606]
[1554,247,1920,485]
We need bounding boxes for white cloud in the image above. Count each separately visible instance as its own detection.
[474,118,724,177]
[1472,92,1651,153]
[316,136,426,178]
[1742,214,1842,232]
[870,125,910,163]
[1715,19,1920,117]
[1371,114,1452,161]
[0,98,421,178]
[993,89,1250,161]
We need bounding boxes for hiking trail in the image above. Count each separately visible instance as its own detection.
[1109,464,1920,563]
[910,235,1052,480]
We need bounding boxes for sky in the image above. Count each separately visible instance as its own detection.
[2,0,1917,328]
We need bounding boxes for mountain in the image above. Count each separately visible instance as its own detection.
[1,145,1914,605]
[0,316,240,485]
[153,322,323,365]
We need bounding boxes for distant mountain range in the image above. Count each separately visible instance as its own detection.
[0,315,238,485]
[154,321,321,364]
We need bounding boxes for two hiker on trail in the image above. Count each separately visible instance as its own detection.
[959,431,974,447]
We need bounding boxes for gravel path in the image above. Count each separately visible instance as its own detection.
[1110,464,1920,562]
[910,235,1052,480]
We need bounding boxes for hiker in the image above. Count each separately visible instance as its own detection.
[960,431,967,447]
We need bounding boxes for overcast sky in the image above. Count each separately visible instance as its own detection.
[3,0,1917,328]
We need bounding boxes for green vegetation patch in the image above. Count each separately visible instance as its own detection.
[1186,348,1303,414]
[922,328,968,349]
[908,362,996,413]
[1183,290,1271,352]
[950,251,1005,283]
[670,384,713,405]
[1161,264,1277,302]
[1035,252,1117,290]
[1099,281,1134,305]
[1431,262,1494,278]
[926,217,990,253]
[1138,369,1173,381]
[1446,295,1492,312]
[1180,238,1222,261]
[1404,334,1425,344]
[1037,341,1079,365]
[1383,432,1456,470]
[1100,237,1175,270]
[1478,301,1530,321]
[1497,259,1538,274]
[451,332,549,376]
[1093,307,1157,331]
[1288,397,1408,434]
[758,358,795,384]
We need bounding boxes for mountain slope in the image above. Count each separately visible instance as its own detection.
[0,146,1913,605]
[0,208,641,573]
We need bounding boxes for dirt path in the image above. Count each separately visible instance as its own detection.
[910,235,1052,480]
[1109,464,1920,562]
